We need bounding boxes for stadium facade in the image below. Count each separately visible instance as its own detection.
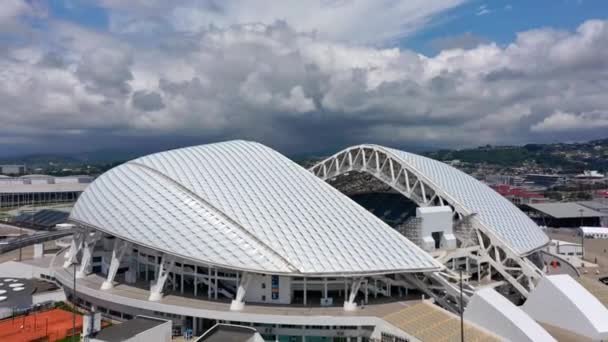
[55,141,608,341]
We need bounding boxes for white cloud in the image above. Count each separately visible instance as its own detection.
[101,0,466,44]
[531,111,608,132]
[0,0,35,31]
[1,8,608,153]
[476,4,492,16]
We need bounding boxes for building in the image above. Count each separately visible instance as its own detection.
[492,185,546,206]
[579,226,608,239]
[197,324,264,342]
[0,164,26,175]
[576,170,605,180]
[52,141,608,341]
[89,315,171,342]
[524,202,608,228]
[0,175,92,209]
[545,240,583,257]
[485,174,521,186]
[578,200,608,226]
[525,174,567,188]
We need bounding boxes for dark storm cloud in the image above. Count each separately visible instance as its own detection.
[132,90,165,111]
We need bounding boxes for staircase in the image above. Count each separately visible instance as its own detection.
[382,301,500,342]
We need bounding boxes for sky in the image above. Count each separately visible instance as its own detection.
[1,0,608,157]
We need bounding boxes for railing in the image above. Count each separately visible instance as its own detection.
[0,229,75,254]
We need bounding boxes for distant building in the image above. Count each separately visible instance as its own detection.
[545,240,583,257]
[576,170,605,179]
[595,190,608,199]
[0,175,93,209]
[578,200,608,214]
[0,165,26,176]
[89,316,171,342]
[525,174,567,187]
[524,202,608,228]
[486,174,520,186]
[493,185,546,205]
[579,226,608,239]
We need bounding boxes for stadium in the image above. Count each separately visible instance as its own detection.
[53,140,608,341]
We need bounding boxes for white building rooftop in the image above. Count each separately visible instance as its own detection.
[71,140,441,276]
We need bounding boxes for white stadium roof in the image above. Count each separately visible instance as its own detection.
[71,141,441,276]
[381,146,549,255]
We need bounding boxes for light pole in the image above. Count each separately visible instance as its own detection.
[580,208,585,260]
[460,269,464,342]
[18,226,22,261]
[73,262,77,342]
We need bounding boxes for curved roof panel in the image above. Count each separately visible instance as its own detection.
[380,146,549,254]
[71,141,440,275]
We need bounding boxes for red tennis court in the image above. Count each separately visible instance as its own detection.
[0,308,83,342]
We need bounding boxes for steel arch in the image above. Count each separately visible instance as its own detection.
[310,144,544,298]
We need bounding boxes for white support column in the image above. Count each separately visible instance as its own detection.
[230,272,252,311]
[487,263,492,281]
[125,249,137,284]
[374,279,378,298]
[149,255,175,301]
[101,239,130,290]
[63,230,84,267]
[344,278,363,311]
[365,280,369,304]
[33,243,44,259]
[323,278,328,299]
[76,231,101,279]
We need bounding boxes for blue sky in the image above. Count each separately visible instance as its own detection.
[46,0,608,54]
[410,0,608,54]
[1,0,608,155]
[48,0,109,29]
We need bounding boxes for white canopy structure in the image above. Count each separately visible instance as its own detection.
[580,226,608,238]
[312,144,549,256]
[383,147,549,255]
[70,140,441,276]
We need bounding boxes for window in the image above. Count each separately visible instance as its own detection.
[261,283,266,289]
[262,295,266,301]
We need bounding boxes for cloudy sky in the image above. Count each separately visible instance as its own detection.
[1,0,608,156]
